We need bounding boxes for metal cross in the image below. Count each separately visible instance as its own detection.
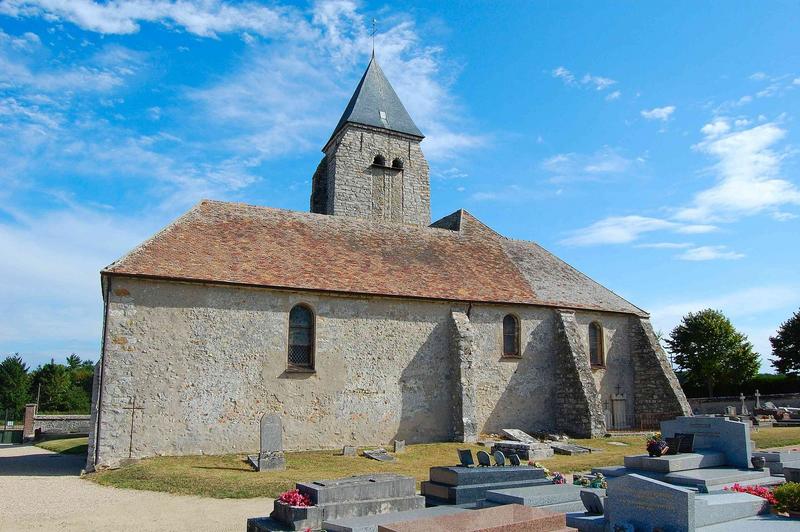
[371,18,377,57]
[122,396,144,459]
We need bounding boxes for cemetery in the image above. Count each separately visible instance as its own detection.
[237,416,800,531]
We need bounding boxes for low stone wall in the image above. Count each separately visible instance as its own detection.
[33,415,91,435]
[689,392,800,414]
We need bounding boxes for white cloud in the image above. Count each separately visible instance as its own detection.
[605,90,621,101]
[581,73,616,90]
[676,122,800,222]
[561,215,720,246]
[552,66,617,92]
[772,211,798,221]
[0,0,311,39]
[794,78,800,86]
[0,204,157,364]
[649,285,800,329]
[542,147,635,183]
[749,72,768,81]
[469,184,535,203]
[700,119,730,137]
[636,242,693,249]
[641,105,676,121]
[676,245,744,261]
[561,216,679,246]
[551,66,575,85]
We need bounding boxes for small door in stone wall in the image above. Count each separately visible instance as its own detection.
[611,393,629,429]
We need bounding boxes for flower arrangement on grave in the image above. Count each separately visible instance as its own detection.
[529,460,550,477]
[724,483,777,505]
[772,482,800,515]
[572,473,607,489]
[551,472,567,484]
[645,432,669,457]
[277,488,313,507]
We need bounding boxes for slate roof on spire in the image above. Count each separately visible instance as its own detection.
[329,57,424,143]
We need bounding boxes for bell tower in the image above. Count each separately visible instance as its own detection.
[310,57,430,226]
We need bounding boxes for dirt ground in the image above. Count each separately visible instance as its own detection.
[0,444,273,532]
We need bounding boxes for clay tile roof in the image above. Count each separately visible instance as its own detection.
[104,200,647,316]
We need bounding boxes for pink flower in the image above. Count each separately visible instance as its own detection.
[278,489,313,507]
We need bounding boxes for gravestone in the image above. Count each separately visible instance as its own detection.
[509,453,521,466]
[247,413,285,472]
[725,405,737,416]
[550,442,590,455]
[343,446,357,457]
[364,448,395,462]
[493,450,506,466]
[501,428,536,443]
[605,474,694,532]
[393,440,405,453]
[580,490,604,515]
[660,416,752,468]
[457,449,474,467]
[476,450,491,466]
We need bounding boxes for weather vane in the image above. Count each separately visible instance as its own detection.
[371,18,377,57]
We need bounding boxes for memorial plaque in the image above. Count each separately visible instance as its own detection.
[477,450,491,466]
[493,450,506,466]
[458,449,475,467]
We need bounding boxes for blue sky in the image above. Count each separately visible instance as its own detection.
[1,1,798,373]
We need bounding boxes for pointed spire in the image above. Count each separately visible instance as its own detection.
[328,57,424,145]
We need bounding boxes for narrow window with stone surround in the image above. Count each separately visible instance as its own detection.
[288,304,314,370]
[502,314,520,357]
[589,321,604,367]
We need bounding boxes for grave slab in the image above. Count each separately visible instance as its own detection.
[565,512,604,532]
[428,466,547,486]
[694,492,769,527]
[550,443,590,456]
[324,505,469,532]
[605,474,694,532]
[299,474,415,505]
[664,467,771,489]
[484,484,604,508]
[501,428,537,443]
[623,451,727,473]
[422,478,553,506]
[377,504,569,532]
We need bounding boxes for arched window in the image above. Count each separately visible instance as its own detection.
[589,322,604,366]
[373,154,386,166]
[391,158,404,169]
[288,304,314,369]
[503,314,520,357]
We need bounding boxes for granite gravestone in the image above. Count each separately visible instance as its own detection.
[580,490,604,515]
[509,453,521,466]
[660,416,752,468]
[605,474,694,532]
[457,449,474,467]
[476,450,491,466]
[248,413,285,471]
[493,450,506,466]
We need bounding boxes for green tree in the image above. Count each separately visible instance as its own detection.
[30,360,75,412]
[771,308,800,376]
[0,355,30,420]
[666,309,760,397]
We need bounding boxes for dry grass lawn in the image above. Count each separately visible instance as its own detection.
[83,427,800,499]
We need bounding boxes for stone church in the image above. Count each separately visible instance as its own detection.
[87,57,690,470]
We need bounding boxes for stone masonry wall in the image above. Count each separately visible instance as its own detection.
[321,124,430,226]
[469,305,560,436]
[93,277,455,468]
[554,310,606,437]
[33,415,91,434]
[630,317,692,426]
[450,310,477,442]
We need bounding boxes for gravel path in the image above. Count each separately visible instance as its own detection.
[0,444,273,531]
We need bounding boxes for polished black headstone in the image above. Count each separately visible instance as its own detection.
[477,450,491,466]
[458,449,474,467]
